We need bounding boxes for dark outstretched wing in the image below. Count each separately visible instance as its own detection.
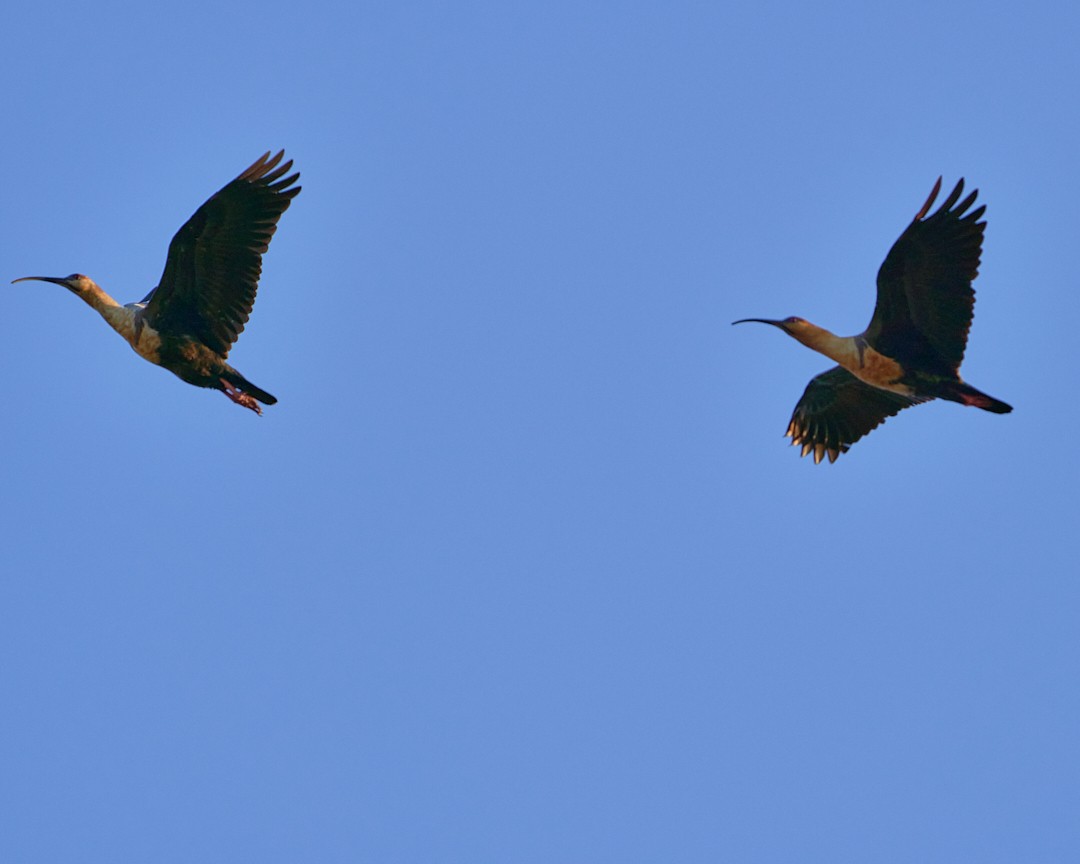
[142,151,301,357]
[867,178,985,372]
[786,367,925,464]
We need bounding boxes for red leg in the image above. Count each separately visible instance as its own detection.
[220,379,263,415]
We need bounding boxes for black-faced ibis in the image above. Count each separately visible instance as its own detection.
[733,178,1011,463]
[14,151,300,415]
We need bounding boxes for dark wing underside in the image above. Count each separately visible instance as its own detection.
[868,178,985,373]
[786,367,925,464]
[141,151,301,358]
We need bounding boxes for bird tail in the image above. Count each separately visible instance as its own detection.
[936,381,1012,414]
[222,368,277,405]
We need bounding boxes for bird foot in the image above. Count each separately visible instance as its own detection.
[220,379,263,415]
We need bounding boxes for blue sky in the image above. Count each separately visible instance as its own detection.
[2,1,1077,861]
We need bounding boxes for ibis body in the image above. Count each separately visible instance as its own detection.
[14,151,300,415]
[734,178,1011,463]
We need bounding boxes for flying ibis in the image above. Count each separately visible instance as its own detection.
[14,150,300,415]
[733,177,1011,463]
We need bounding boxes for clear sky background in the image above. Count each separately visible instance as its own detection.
[2,2,1076,862]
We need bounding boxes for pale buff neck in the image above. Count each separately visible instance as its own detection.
[785,322,860,368]
[77,281,139,346]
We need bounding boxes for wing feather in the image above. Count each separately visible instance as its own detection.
[786,367,925,463]
[868,178,985,372]
[142,151,301,357]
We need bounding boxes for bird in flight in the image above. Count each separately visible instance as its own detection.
[14,150,300,415]
[733,178,1011,463]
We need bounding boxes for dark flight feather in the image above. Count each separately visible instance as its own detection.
[786,366,925,463]
[867,177,985,373]
[141,151,301,358]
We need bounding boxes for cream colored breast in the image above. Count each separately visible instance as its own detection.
[849,345,911,395]
[132,321,162,364]
[99,305,162,365]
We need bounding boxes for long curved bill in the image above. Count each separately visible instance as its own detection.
[12,276,69,286]
[731,318,785,327]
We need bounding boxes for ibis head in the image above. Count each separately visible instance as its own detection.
[731,316,831,352]
[12,273,98,295]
